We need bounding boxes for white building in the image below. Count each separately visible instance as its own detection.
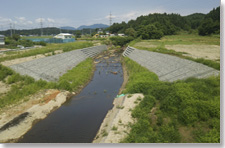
[54,33,74,39]
[0,35,5,45]
[118,33,125,37]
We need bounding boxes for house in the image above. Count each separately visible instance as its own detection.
[100,35,109,38]
[54,33,74,39]
[97,29,103,34]
[118,33,125,37]
[0,35,5,46]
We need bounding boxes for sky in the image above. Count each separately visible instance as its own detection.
[0,0,221,30]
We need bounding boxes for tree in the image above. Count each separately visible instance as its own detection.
[198,18,215,36]
[125,28,137,37]
[138,24,164,39]
[198,7,220,36]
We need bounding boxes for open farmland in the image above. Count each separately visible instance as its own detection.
[132,33,220,62]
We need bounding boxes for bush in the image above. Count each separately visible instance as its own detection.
[0,64,14,81]
[7,73,23,84]
[110,36,134,47]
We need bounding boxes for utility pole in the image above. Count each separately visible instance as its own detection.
[109,12,112,26]
[13,23,15,34]
[40,18,43,36]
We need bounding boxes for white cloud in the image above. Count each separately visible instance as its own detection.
[35,18,45,23]
[0,16,12,24]
[15,16,33,25]
[47,18,55,23]
[16,17,26,22]
[109,7,167,23]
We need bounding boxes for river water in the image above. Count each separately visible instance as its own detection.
[19,52,123,143]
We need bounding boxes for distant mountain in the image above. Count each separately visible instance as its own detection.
[77,24,109,30]
[60,26,76,30]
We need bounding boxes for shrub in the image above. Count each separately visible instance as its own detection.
[0,64,14,81]
[110,36,134,47]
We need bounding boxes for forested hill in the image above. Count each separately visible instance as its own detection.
[107,6,220,39]
[198,7,220,35]
[184,13,206,29]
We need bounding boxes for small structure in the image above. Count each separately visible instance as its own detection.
[118,33,125,37]
[100,35,109,38]
[97,29,103,34]
[54,33,74,39]
[0,35,5,46]
[28,33,75,43]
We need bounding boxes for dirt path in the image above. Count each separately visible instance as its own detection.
[93,93,144,143]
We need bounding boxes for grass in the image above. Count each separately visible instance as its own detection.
[130,33,220,46]
[0,41,94,62]
[0,58,94,109]
[129,34,220,70]
[22,36,54,39]
[121,57,220,143]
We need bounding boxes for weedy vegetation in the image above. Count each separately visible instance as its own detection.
[121,57,220,143]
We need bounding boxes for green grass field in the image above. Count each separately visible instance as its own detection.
[130,33,220,47]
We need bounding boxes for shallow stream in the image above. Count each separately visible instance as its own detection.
[19,52,123,143]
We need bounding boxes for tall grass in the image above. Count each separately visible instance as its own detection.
[121,57,220,143]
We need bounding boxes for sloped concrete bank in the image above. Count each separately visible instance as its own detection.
[123,46,219,82]
[10,45,107,81]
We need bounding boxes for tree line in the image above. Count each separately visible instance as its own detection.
[0,27,99,38]
[107,6,220,39]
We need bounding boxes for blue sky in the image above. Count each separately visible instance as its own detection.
[0,0,221,30]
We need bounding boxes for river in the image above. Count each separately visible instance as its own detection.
[18,52,123,143]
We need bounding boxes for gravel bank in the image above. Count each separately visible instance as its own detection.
[93,93,144,143]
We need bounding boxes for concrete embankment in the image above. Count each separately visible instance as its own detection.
[9,45,107,81]
[0,90,70,143]
[123,46,219,82]
[93,94,144,143]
